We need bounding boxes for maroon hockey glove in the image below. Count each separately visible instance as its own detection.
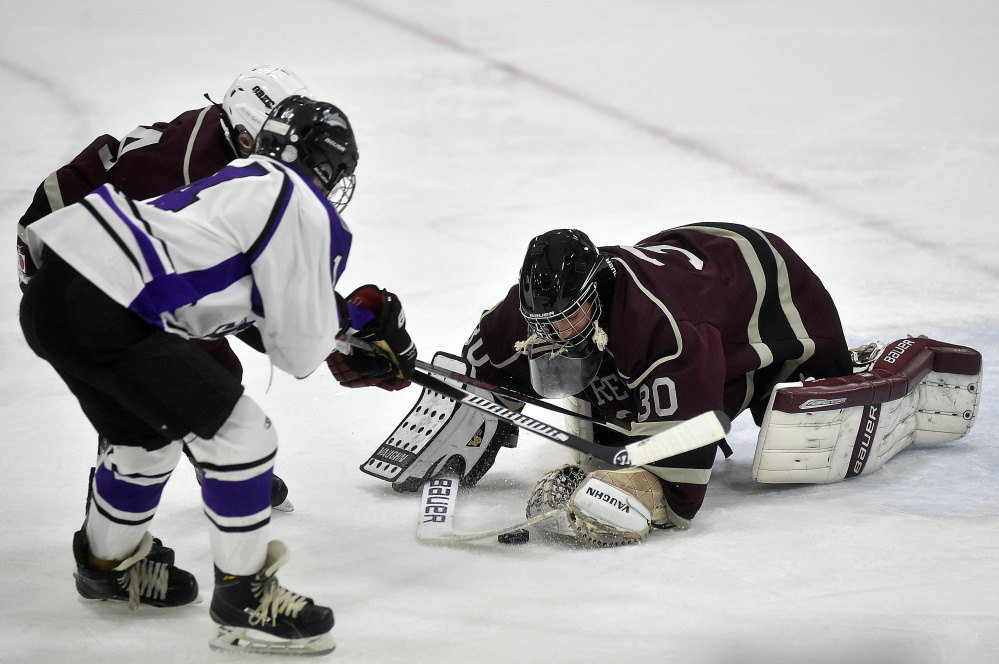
[337,285,417,389]
[326,350,408,391]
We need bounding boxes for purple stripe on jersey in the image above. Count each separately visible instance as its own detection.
[95,186,166,277]
[151,163,267,212]
[94,464,168,515]
[129,253,250,326]
[201,469,273,518]
[268,159,353,288]
[328,206,352,287]
[245,176,294,265]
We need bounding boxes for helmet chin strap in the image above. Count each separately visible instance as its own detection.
[514,334,540,354]
[592,320,609,351]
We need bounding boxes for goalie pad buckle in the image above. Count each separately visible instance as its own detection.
[753,337,982,484]
[360,352,519,492]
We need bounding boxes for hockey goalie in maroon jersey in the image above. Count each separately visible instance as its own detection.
[340,224,981,547]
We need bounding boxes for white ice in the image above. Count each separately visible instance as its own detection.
[1,1,997,662]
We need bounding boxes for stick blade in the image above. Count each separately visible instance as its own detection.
[625,410,731,466]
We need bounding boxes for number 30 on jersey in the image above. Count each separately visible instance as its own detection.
[637,377,678,421]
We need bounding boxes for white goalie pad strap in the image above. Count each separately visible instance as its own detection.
[753,337,982,484]
[359,352,511,490]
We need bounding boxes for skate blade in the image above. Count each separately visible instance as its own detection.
[75,594,204,608]
[272,498,295,513]
[209,625,335,656]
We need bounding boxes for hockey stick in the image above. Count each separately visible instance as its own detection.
[414,358,629,429]
[416,472,559,543]
[338,336,731,467]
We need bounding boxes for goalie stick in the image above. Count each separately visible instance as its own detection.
[414,358,628,429]
[339,333,731,467]
[416,472,559,543]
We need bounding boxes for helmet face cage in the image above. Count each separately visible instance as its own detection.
[326,173,356,215]
[523,276,602,356]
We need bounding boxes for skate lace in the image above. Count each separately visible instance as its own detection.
[119,559,170,609]
[247,576,309,627]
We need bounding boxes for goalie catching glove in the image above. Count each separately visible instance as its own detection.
[329,285,417,390]
[527,464,675,547]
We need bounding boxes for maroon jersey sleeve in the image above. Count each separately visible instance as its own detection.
[105,105,234,200]
[19,105,232,225]
[17,105,235,286]
[463,285,535,391]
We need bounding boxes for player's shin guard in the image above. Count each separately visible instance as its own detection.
[186,395,277,575]
[85,441,183,561]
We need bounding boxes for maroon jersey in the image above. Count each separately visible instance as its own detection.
[464,223,851,522]
[17,105,235,284]
[17,104,241,376]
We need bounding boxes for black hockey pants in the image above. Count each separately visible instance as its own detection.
[20,253,243,451]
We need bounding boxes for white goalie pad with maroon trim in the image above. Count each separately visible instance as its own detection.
[753,337,982,484]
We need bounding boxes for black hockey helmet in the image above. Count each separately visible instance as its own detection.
[518,229,612,398]
[519,229,607,334]
[254,95,358,210]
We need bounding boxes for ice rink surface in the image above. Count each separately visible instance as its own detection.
[1,1,997,662]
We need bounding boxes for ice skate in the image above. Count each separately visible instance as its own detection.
[270,474,294,512]
[73,529,199,609]
[209,541,335,656]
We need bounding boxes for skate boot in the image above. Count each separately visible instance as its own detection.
[209,541,335,656]
[270,474,294,512]
[73,529,199,609]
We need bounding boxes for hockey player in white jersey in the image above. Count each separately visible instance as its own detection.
[19,96,417,655]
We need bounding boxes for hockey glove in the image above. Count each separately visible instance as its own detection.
[326,350,408,391]
[336,285,417,389]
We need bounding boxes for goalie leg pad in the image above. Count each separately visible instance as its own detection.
[753,337,982,484]
[359,352,519,492]
[565,468,668,547]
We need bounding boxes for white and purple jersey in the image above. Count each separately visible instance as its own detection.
[26,154,351,378]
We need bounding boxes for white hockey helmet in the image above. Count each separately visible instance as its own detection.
[222,65,314,139]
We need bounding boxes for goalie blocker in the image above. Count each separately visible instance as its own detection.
[360,352,520,492]
[754,336,982,483]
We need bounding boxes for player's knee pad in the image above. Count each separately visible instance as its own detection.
[91,441,184,523]
[87,440,186,559]
[185,395,277,481]
[360,352,519,492]
[99,440,185,480]
[565,468,668,547]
